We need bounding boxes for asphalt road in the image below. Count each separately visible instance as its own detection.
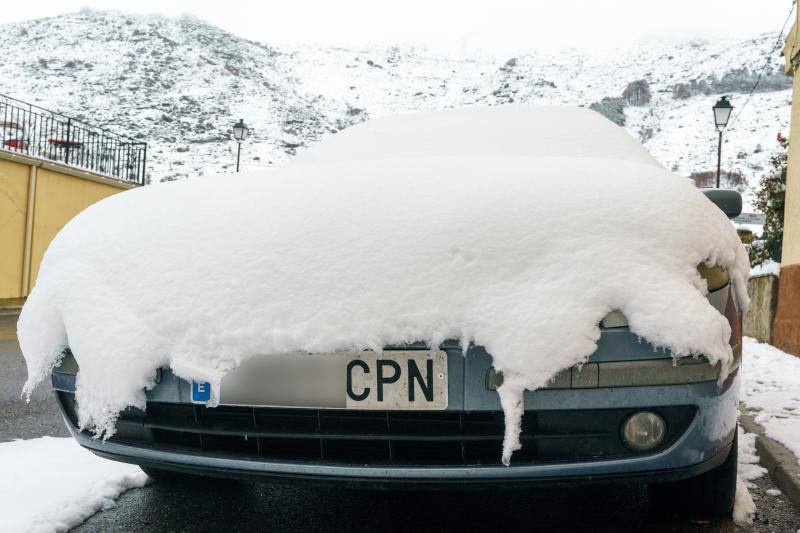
[0,315,69,440]
[2,313,799,533]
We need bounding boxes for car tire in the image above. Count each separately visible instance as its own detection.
[139,466,238,486]
[648,428,737,519]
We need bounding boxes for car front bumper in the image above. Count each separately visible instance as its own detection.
[73,429,734,489]
[53,358,739,487]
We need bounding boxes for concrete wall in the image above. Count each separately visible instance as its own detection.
[0,151,137,299]
[743,275,779,344]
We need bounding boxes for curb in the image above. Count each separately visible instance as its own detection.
[0,298,24,317]
[740,411,800,513]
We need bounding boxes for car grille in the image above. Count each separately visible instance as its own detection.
[56,392,694,466]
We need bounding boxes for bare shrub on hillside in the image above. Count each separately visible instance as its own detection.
[672,79,712,99]
[622,79,651,106]
[688,169,747,190]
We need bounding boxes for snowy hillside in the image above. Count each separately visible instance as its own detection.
[0,10,792,208]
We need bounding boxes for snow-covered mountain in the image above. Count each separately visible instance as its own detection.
[0,10,792,208]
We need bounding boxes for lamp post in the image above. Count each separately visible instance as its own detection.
[232,119,249,172]
[712,96,733,188]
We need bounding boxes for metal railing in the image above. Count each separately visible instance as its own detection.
[0,93,147,185]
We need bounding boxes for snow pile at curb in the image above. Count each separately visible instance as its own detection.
[734,428,766,524]
[749,260,780,279]
[742,337,800,463]
[0,437,148,532]
[17,107,749,463]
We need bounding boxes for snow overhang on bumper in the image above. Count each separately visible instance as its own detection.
[50,282,739,485]
[51,328,741,413]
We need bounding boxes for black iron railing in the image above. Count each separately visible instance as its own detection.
[0,93,147,185]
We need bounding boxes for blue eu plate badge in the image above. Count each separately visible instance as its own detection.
[192,381,212,403]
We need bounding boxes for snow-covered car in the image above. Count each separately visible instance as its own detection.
[34,107,746,518]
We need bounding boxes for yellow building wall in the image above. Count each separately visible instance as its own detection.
[0,159,30,298]
[28,168,127,292]
[773,17,800,356]
[783,17,800,266]
[0,153,135,299]
[784,73,800,265]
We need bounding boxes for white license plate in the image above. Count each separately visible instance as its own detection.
[209,350,448,410]
[345,351,448,410]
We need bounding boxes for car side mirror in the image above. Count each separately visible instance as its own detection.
[702,189,742,219]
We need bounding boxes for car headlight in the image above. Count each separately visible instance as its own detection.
[600,310,628,328]
[621,411,666,451]
[698,263,729,291]
[600,264,729,330]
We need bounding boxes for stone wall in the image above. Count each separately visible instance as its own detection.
[744,275,779,344]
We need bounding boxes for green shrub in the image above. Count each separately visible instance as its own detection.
[749,133,787,266]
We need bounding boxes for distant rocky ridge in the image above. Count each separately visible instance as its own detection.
[0,9,792,208]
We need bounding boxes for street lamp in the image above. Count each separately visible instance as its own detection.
[712,96,733,188]
[232,119,249,172]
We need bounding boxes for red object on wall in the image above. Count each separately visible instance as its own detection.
[47,139,83,149]
[3,138,26,150]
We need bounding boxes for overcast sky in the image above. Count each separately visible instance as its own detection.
[1,1,795,54]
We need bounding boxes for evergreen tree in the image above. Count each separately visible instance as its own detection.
[749,133,788,266]
[589,97,626,126]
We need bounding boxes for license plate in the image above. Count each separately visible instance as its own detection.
[211,350,448,410]
[345,351,448,410]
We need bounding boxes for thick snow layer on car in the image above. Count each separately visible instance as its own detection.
[1,437,148,532]
[300,106,663,167]
[18,107,749,464]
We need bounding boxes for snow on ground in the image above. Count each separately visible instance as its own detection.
[734,427,766,525]
[749,260,780,278]
[0,437,148,533]
[17,107,749,464]
[742,337,800,463]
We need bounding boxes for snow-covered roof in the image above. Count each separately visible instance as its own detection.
[299,106,663,167]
